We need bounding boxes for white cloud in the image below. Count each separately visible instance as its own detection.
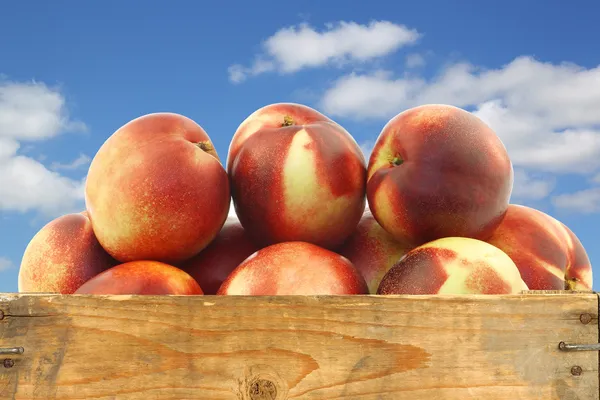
[0,80,86,140]
[0,155,85,215]
[320,57,600,177]
[321,70,423,119]
[0,79,88,217]
[510,169,556,201]
[229,20,420,82]
[228,59,275,84]
[552,188,600,214]
[50,153,91,171]
[405,53,426,68]
[0,257,12,272]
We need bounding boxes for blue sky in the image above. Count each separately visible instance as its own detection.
[1,0,599,292]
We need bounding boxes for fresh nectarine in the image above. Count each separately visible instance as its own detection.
[85,112,230,264]
[377,237,528,295]
[227,103,366,250]
[217,241,368,295]
[486,204,592,290]
[367,104,513,247]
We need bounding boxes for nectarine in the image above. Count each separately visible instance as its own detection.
[227,103,366,250]
[377,237,528,295]
[75,260,203,295]
[337,208,413,293]
[85,113,230,263]
[486,204,593,290]
[178,216,259,294]
[217,241,368,295]
[367,104,513,247]
[18,212,117,294]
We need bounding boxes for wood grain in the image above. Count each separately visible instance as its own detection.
[0,292,597,400]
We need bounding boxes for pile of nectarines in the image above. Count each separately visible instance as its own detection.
[18,103,593,295]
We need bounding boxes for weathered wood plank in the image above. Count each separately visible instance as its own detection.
[0,293,597,400]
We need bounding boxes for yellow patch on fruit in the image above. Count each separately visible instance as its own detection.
[364,220,411,293]
[233,110,282,152]
[282,129,357,236]
[367,131,396,181]
[372,182,411,243]
[40,261,73,290]
[422,237,528,294]
[537,260,566,281]
[95,197,143,261]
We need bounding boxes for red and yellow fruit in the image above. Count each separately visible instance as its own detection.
[217,241,368,295]
[227,103,366,250]
[178,216,259,294]
[75,260,204,295]
[18,212,117,294]
[377,237,528,295]
[85,112,230,264]
[367,104,513,247]
[337,208,413,293]
[486,204,592,290]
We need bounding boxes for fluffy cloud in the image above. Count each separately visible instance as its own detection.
[511,169,556,201]
[0,79,88,217]
[320,69,424,119]
[0,81,86,140]
[321,56,600,123]
[229,21,420,83]
[552,188,600,214]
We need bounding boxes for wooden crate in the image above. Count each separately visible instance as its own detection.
[0,290,597,399]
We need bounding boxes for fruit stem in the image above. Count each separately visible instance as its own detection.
[196,141,220,161]
[565,277,579,291]
[282,115,294,126]
[389,154,404,166]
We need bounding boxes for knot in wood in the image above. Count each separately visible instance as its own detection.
[579,313,592,324]
[248,378,278,400]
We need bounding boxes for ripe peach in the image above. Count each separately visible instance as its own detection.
[178,216,260,294]
[18,212,117,294]
[367,104,513,247]
[85,112,230,263]
[337,208,413,293]
[217,241,368,295]
[377,237,528,295]
[486,204,593,290]
[75,260,203,295]
[227,103,366,250]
